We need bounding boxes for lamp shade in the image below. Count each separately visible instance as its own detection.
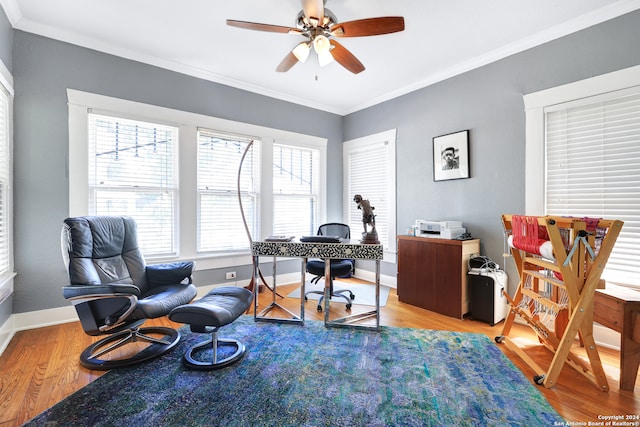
[292,42,310,63]
[313,35,331,54]
[317,50,334,67]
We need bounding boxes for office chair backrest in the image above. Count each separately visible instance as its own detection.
[317,223,350,240]
[62,216,149,293]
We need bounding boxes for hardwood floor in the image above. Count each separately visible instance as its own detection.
[1,281,638,426]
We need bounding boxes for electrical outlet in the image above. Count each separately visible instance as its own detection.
[225,271,237,280]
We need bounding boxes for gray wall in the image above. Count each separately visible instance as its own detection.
[12,30,343,313]
[0,7,11,70]
[344,10,640,294]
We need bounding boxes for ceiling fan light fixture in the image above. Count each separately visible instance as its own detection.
[292,42,311,63]
[313,34,331,54]
[317,50,334,67]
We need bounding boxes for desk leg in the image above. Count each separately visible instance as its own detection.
[324,257,331,326]
[375,259,380,331]
[300,258,306,324]
[323,259,381,332]
[252,255,259,321]
[271,256,277,305]
[254,255,303,325]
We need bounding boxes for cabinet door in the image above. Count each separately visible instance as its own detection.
[433,243,463,318]
[397,238,438,310]
[397,239,420,305]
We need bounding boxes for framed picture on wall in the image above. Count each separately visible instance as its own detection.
[433,130,470,181]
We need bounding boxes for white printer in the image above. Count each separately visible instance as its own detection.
[414,220,466,239]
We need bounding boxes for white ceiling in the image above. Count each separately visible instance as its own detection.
[2,0,640,115]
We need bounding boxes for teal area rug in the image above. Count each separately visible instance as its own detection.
[25,317,563,426]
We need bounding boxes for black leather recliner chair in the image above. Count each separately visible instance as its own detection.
[61,216,198,370]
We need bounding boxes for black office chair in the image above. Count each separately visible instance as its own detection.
[61,216,198,370]
[305,223,355,312]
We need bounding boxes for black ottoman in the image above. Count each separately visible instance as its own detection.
[169,287,253,370]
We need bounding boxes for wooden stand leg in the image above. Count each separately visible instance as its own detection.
[621,311,640,390]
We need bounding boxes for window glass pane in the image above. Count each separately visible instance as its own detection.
[197,130,258,252]
[273,144,317,237]
[88,113,178,257]
[545,89,640,285]
[347,145,389,245]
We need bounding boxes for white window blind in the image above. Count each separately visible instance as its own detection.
[273,144,318,237]
[345,141,392,248]
[197,129,258,252]
[545,87,640,286]
[0,85,10,276]
[88,113,178,257]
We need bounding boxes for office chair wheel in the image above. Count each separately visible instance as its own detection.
[349,293,355,300]
[317,305,323,312]
[346,303,352,310]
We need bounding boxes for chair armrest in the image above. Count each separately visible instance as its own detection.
[146,261,195,286]
[62,286,140,332]
[62,284,140,299]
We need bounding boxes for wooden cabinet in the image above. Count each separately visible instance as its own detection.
[397,235,479,319]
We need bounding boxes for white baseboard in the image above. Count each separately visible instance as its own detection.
[13,305,78,331]
[0,315,15,357]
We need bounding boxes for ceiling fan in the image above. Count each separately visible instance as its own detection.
[227,0,405,74]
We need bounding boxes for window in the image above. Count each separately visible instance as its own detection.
[273,143,319,237]
[88,113,178,257]
[68,89,327,268]
[344,129,396,260]
[524,65,640,288]
[544,88,640,286]
[197,129,258,252]
[0,82,11,281]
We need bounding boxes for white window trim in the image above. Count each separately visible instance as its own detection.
[0,58,14,302]
[343,129,397,263]
[524,64,640,215]
[67,89,327,270]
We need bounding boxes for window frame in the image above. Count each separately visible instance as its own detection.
[196,129,260,254]
[68,89,327,270]
[87,112,180,257]
[272,141,322,238]
[0,58,14,302]
[343,129,397,263]
[524,64,640,288]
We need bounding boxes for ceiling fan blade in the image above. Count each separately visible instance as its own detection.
[329,40,365,74]
[301,0,324,27]
[331,17,405,37]
[227,19,302,35]
[276,51,299,72]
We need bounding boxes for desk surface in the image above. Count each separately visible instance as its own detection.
[252,239,383,260]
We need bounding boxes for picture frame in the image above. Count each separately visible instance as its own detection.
[433,130,470,181]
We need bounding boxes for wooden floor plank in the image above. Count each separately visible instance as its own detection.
[0,281,638,426]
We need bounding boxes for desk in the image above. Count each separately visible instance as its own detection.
[594,287,640,391]
[251,239,384,331]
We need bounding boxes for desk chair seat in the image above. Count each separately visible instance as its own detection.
[304,223,354,312]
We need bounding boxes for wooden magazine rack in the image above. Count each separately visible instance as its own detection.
[496,214,623,391]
